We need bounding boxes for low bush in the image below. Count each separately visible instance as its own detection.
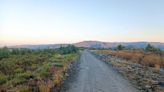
[39,63,51,78]
[142,54,161,67]
[18,85,29,92]
[0,73,7,84]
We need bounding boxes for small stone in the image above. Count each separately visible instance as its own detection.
[151,80,159,85]
[65,73,69,77]
[145,85,151,89]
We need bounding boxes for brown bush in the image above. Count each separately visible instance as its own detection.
[115,51,133,60]
[95,50,164,68]
[39,80,53,92]
[131,52,144,63]
[95,50,114,54]
[53,70,63,87]
[142,54,161,67]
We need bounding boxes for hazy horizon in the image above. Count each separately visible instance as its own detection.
[1,0,164,46]
[1,40,164,47]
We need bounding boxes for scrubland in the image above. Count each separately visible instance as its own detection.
[0,45,79,92]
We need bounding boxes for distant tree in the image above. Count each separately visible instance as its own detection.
[11,48,32,55]
[0,47,10,60]
[58,45,78,54]
[11,48,19,55]
[145,44,161,54]
[116,45,125,50]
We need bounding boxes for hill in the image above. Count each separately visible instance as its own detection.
[74,41,164,50]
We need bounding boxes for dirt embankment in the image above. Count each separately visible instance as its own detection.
[52,56,80,92]
[58,57,81,92]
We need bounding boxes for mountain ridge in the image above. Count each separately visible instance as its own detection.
[2,41,164,50]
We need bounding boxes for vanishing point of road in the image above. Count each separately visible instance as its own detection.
[65,51,139,92]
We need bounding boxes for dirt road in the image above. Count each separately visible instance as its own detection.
[65,51,139,92]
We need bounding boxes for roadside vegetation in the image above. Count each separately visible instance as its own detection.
[0,45,79,92]
[95,44,164,69]
[93,44,164,92]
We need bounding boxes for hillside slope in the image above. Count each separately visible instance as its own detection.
[74,41,164,50]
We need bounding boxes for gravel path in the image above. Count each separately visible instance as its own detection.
[65,51,139,92]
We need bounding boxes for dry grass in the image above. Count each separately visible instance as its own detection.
[142,54,161,67]
[154,64,161,73]
[95,50,164,68]
[53,70,63,87]
[39,80,53,92]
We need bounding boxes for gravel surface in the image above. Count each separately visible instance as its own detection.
[64,51,139,92]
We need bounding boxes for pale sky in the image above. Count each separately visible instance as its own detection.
[0,0,164,46]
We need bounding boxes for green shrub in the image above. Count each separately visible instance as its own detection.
[145,44,161,53]
[53,62,63,67]
[39,63,51,78]
[14,68,24,73]
[11,77,24,85]
[0,60,15,75]
[17,71,33,79]
[18,85,29,92]
[116,45,125,50]
[11,71,33,85]
[58,45,78,54]
[0,73,7,84]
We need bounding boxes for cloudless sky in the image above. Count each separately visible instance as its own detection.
[0,0,164,46]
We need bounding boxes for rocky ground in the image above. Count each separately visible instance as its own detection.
[94,53,164,92]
